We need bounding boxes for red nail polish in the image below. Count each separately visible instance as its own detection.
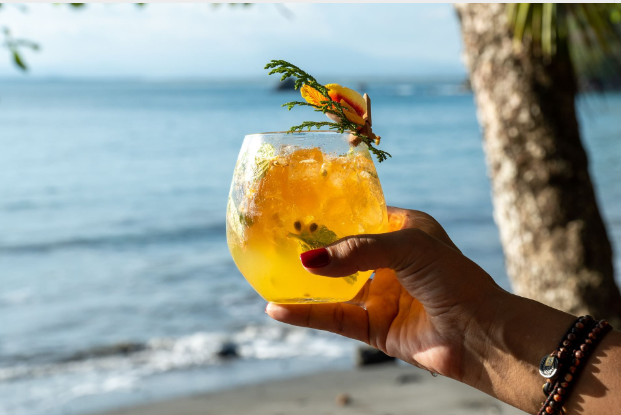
[300,248,330,268]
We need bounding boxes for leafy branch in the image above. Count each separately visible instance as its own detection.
[2,27,39,71]
[264,60,391,163]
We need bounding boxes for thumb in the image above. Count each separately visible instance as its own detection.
[300,228,443,279]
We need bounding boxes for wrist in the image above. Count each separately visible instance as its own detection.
[458,289,576,413]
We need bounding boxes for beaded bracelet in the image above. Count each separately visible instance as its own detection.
[539,316,596,392]
[537,319,613,415]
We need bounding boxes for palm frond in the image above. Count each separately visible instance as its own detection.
[507,3,621,90]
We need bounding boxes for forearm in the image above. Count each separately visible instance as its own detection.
[461,290,621,414]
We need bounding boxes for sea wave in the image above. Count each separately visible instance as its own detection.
[0,223,226,254]
[0,325,352,384]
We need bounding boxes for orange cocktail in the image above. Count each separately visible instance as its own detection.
[226,131,387,303]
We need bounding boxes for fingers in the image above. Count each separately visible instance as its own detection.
[266,302,370,344]
[387,206,460,252]
[300,228,435,278]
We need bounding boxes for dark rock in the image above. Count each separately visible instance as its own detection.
[274,78,297,91]
[355,346,396,366]
[335,392,351,407]
[216,342,239,359]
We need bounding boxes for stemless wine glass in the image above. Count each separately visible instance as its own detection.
[226,131,388,304]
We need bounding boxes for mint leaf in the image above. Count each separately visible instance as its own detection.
[343,273,358,285]
[288,225,338,251]
[252,143,276,182]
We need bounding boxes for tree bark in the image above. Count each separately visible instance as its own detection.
[454,3,621,324]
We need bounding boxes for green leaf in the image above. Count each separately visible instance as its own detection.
[252,143,276,182]
[343,273,358,285]
[288,225,338,251]
[542,3,555,57]
[513,3,531,52]
[12,50,27,71]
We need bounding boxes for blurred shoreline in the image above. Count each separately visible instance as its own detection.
[90,364,527,415]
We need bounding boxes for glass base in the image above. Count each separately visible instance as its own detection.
[264,295,356,304]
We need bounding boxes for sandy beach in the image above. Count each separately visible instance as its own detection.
[93,364,527,415]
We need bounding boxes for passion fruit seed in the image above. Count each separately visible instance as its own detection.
[309,223,318,233]
[294,221,302,232]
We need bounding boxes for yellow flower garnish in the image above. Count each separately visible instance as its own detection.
[265,60,390,162]
[301,84,367,127]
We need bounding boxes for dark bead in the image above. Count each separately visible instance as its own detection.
[546,406,555,414]
[557,387,566,395]
[580,344,589,352]
[567,333,577,341]
[562,340,571,347]
[601,320,609,327]
[569,366,577,374]
[585,315,593,320]
[553,394,562,402]
[588,333,597,340]
[561,382,569,388]
[558,351,567,359]
[573,358,581,366]
[543,382,553,395]
[585,339,593,344]
[559,347,567,353]
[549,401,558,409]
[575,350,585,359]
[593,327,601,334]
[575,322,585,330]
[565,373,573,382]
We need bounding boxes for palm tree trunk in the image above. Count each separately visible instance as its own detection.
[454,3,621,324]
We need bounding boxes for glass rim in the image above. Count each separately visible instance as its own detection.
[244,130,353,138]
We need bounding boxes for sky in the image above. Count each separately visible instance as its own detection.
[0,3,466,80]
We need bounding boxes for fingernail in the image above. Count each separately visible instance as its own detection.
[300,248,330,268]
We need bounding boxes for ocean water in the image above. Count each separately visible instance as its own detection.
[1,79,620,415]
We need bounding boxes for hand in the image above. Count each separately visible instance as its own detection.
[266,206,507,381]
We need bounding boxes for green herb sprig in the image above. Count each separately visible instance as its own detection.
[264,60,391,163]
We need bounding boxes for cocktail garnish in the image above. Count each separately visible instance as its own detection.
[288,224,337,251]
[264,60,391,163]
[287,224,357,284]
